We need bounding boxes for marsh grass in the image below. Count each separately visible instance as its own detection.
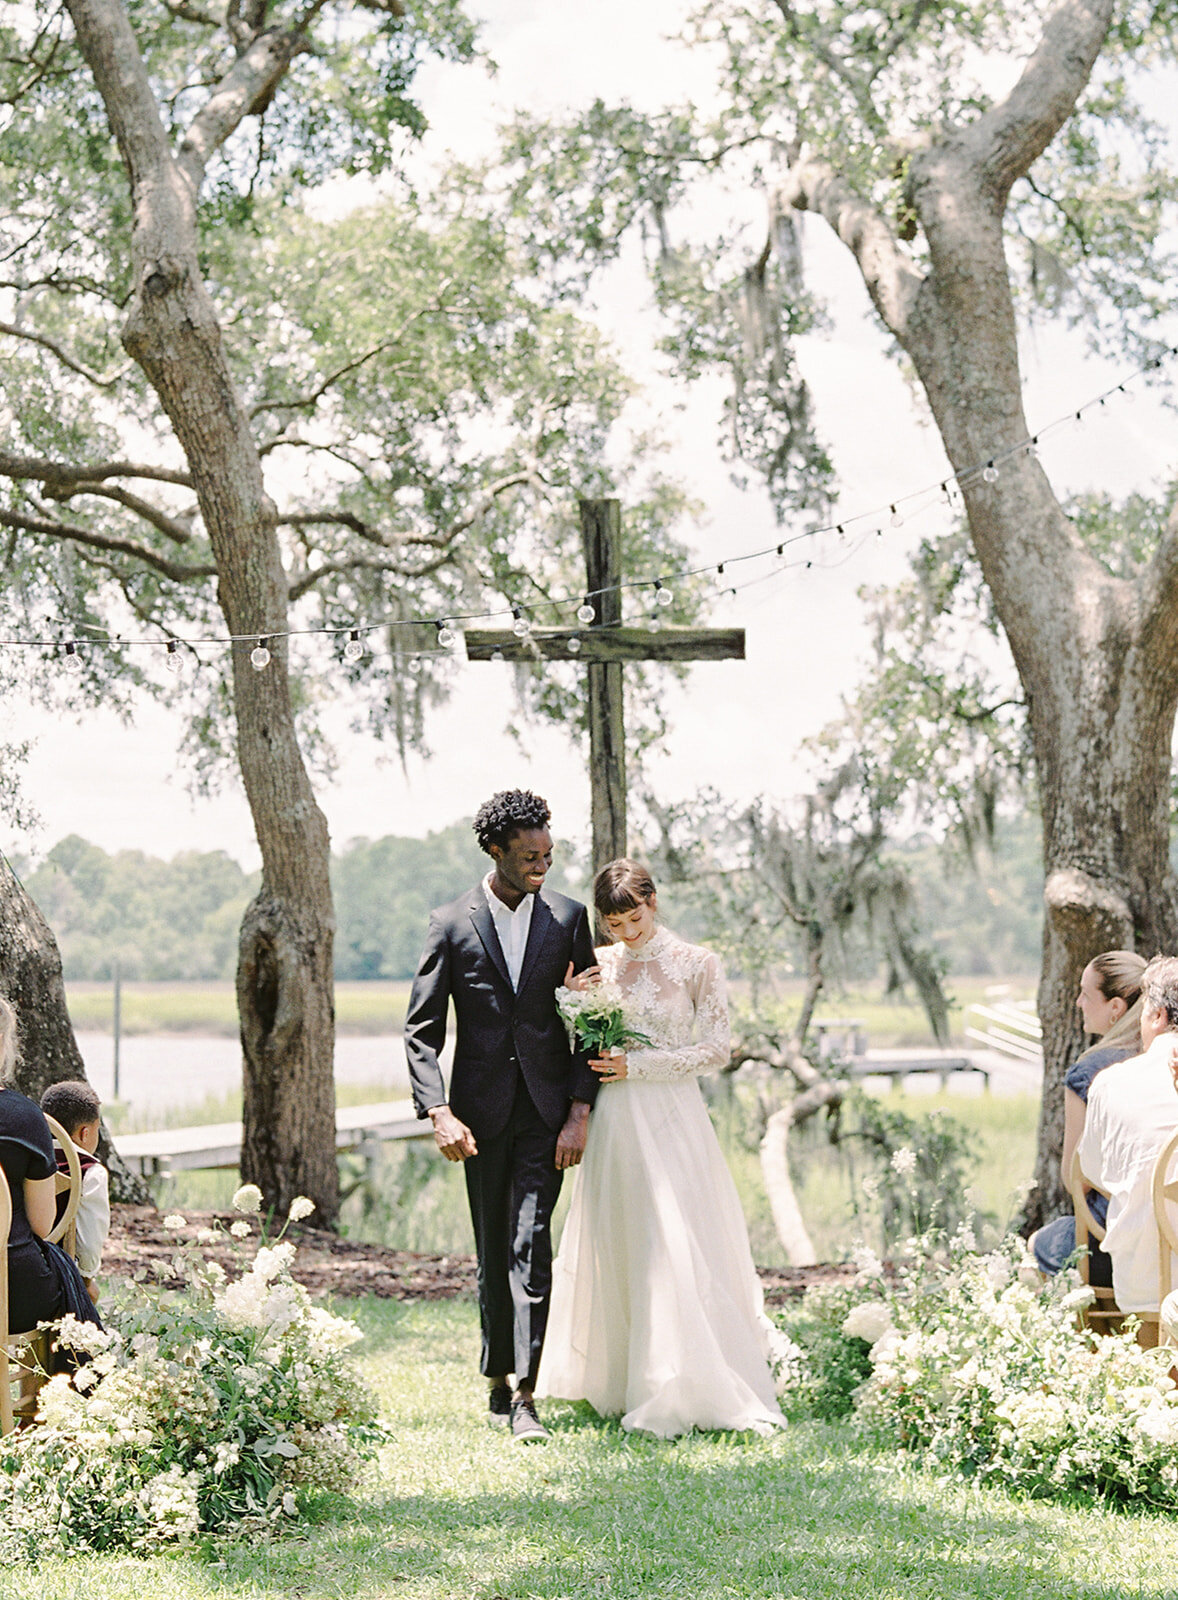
[67,981,412,1036]
[10,1297,1178,1600]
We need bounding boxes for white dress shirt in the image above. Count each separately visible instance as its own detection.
[483,873,534,990]
[73,1158,111,1278]
[1077,1033,1178,1311]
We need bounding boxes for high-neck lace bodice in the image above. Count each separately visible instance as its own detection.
[598,927,730,1081]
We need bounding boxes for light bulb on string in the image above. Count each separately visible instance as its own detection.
[654,579,673,607]
[165,641,182,674]
[646,612,662,633]
[343,630,364,662]
[408,656,424,675]
[490,649,505,663]
[511,607,531,638]
[982,461,999,484]
[889,505,903,528]
[62,641,82,674]
[567,635,582,655]
[436,620,456,648]
[576,598,596,625]
[250,638,271,670]
[1119,383,1135,405]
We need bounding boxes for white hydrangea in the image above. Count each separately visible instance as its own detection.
[137,1465,201,1545]
[1059,1284,1096,1314]
[851,1243,884,1280]
[252,1242,297,1283]
[842,1300,895,1345]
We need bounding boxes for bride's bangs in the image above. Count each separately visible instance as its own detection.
[593,858,656,916]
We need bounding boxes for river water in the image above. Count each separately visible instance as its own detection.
[75,1032,411,1118]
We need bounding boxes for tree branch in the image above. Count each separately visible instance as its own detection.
[959,0,1115,204]
[0,319,132,387]
[0,508,214,582]
[176,17,320,192]
[777,160,923,341]
[0,448,192,490]
[43,481,196,545]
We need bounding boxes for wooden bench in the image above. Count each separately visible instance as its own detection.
[850,1055,990,1092]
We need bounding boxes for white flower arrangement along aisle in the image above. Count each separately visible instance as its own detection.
[775,1228,1178,1508]
[0,1185,383,1557]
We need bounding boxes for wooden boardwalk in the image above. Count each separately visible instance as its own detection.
[114,1099,429,1178]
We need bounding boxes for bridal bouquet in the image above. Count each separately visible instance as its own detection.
[555,980,651,1055]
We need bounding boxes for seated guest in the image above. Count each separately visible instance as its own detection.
[1077,955,1178,1314]
[0,996,101,1339]
[1032,950,1146,1279]
[40,1080,110,1305]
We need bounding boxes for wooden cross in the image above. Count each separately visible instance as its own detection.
[464,497,745,872]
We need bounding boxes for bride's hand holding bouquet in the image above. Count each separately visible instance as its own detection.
[555,973,650,1085]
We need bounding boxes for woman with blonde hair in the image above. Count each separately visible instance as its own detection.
[537,860,783,1437]
[1031,950,1147,1278]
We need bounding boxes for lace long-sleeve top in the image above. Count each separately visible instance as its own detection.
[599,926,730,1082]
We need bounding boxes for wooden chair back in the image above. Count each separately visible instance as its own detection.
[43,1115,81,1259]
[1068,1149,1129,1337]
[1152,1126,1178,1318]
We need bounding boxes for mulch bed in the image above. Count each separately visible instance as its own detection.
[106,1205,854,1305]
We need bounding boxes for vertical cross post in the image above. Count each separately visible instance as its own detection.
[580,497,627,872]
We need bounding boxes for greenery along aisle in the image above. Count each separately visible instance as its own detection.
[780,1230,1178,1508]
[0,1188,381,1557]
[5,1297,1178,1597]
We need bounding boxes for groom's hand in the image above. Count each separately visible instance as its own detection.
[428,1105,477,1162]
[555,1100,591,1169]
[564,960,601,993]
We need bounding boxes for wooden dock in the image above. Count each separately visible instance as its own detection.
[114,1099,429,1178]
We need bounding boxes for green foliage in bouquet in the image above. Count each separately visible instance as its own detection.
[555,981,652,1055]
[0,1191,383,1558]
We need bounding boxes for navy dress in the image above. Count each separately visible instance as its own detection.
[1,1088,66,1333]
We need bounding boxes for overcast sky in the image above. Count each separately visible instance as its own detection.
[3,0,1175,869]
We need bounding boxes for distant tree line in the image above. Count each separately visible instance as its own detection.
[10,817,1042,986]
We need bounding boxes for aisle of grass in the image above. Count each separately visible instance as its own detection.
[10,1297,1178,1600]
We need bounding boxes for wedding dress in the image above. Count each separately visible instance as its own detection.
[537,926,784,1437]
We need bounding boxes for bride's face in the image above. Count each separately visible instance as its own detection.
[603,896,657,950]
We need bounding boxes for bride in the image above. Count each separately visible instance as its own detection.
[537,859,784,1437]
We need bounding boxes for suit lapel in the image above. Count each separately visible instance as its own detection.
[516,892,555,995]
[469,893,512,991]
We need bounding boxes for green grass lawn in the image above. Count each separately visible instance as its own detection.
[9,1296,1178,1600]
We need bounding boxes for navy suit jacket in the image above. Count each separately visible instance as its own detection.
[405,884,598,1140]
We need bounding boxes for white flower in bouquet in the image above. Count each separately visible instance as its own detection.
[842,1300,895,1345]
[554,980,652,1055]
[288,1195,316,1222]
[232,1182,264,1214]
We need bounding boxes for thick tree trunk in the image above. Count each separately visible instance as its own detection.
[783,0,1178,1230]
[0,855,151,1204]
[67,0,339,1222]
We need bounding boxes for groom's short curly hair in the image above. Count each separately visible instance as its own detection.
[473,789,551,854]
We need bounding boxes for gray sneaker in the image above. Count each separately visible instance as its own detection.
[488,1384,513,1425]
[510,1397,550,1443]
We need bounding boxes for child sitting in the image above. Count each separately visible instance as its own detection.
[40,1080,110,1305]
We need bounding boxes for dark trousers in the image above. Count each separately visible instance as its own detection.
[463,1079,563,1388]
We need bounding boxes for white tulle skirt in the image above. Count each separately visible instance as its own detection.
[537,1077,785,1438]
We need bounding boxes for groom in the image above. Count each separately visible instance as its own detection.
[405,788,598,1442]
